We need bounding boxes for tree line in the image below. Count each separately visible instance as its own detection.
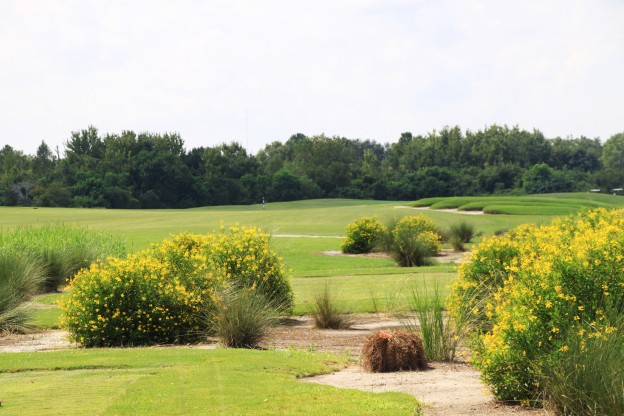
[1,125,623,208]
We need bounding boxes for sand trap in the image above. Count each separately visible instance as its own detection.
[395,206,485,215]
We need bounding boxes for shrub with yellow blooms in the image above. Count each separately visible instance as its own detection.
[390,215,441,267]
[341,216,387,254]
[61,226,292,347]
[450,208,624,403]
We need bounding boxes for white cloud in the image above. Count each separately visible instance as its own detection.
[0,0,622,155]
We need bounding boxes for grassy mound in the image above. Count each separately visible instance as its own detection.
[413,193,624,215]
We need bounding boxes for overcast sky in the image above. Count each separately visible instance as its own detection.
[1,0,623,156]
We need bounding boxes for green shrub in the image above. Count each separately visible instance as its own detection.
[450,209,624,403]
[447,221,476,252]
[390,216,441,267]
[311,283,353,329]
[0,225,125,292]
[61,227,292,347]
[211,286,285,348]
[0,251,46,332]
[341,216,386,254]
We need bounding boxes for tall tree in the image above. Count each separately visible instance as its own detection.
[601,132,624,171]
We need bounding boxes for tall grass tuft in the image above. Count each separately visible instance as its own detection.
[538,313,624,415]
[400,284,464,362]
[0,251,46,332]
[0,225,125,292]
[211,286,286,348]
[311,283,353,329]
[447,221,476,252]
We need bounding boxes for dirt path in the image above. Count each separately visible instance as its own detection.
[304,365,548,416]
[0,330,74,353]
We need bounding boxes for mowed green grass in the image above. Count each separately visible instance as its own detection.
[292,270,455,314]
[413,192,624,215]
[0,198,552,252]
[0,348,418,416]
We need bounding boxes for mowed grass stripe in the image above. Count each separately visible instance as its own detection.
[292,272,455,314]
[413,192,624,215]
[0,349,418,416]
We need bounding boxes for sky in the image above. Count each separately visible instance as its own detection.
[1,0,623,156]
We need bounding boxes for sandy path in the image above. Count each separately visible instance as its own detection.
[304,365,549,416]
[0,330,74,353]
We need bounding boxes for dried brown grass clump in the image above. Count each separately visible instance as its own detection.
[361,330,427,372]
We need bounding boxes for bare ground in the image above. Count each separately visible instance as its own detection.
[321,248,470,264]
[261,315,549,416]
[0,315,550,416]
[0,329,75,353]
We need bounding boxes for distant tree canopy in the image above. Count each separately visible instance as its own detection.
[0,125,622,208]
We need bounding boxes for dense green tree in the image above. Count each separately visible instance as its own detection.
[0,145,32,205]
[130,133,195,208]
[523,163,584,194]
[478,164,523,194]
[200,142,259,205]
[0,125,620,208]
[601,132,624,171]
[549,136,602,172]
[32,141,56,183]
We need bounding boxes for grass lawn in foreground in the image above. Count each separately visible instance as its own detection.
[0,348,419,416]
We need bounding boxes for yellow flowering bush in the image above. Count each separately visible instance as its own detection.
[391,215,441,266]
[61,226,292,347]
[450,209,624,402]
[341,216,386,254]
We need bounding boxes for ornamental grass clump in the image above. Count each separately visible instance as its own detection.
[450,208,624,405]
[0,225,125,292]
[211,286,286,348]
[61,226,292,347]
[310,282,353,329]
[361,330,427,372]
[341,216,386,254]
[537,313,624,416]
[447,221,475,252]
[0,251,46,332]
[401,284,465,362]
